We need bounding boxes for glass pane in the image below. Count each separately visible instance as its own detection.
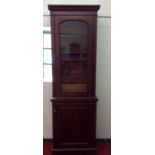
[43,64,52,82]
[43,33,51,48]
[59,21,88,93]
[44,49,52,64]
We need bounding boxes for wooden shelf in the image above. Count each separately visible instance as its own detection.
[60,58,86,61]
[60,33,87,36]
[61,52,87,55]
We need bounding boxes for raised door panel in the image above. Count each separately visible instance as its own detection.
[53,103,96,148]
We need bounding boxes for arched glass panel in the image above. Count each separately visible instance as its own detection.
[59,21,89,93]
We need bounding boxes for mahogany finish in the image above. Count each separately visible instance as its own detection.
[48,5,100,155]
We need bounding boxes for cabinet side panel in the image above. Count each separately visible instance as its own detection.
[89,16,98,96]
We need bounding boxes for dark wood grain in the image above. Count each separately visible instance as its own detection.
[50,14,99,97]
[48,5,100,155]
[48,5,100,12]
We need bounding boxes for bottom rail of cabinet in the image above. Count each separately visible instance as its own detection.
[52,147,98,155]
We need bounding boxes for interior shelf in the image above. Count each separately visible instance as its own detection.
[61,52,87,55]
[60,58,86,61]
[60,33,87,36]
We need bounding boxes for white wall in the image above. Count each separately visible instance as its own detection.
[43,82,53,138]
[43,0,111,139]
[96,17,111,138]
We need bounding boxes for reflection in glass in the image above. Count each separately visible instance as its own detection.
[60,21,89,93]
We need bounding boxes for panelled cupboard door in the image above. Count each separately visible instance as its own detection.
[52,103,96,148]
[52,15,97,97]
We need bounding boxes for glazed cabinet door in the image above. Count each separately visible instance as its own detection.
[52,16,96,97]
[52,103,96,149]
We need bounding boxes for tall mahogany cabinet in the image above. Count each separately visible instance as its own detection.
[48,5,100,155]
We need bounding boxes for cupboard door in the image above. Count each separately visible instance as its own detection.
[52,15,96,97]
[53,103,96,148]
